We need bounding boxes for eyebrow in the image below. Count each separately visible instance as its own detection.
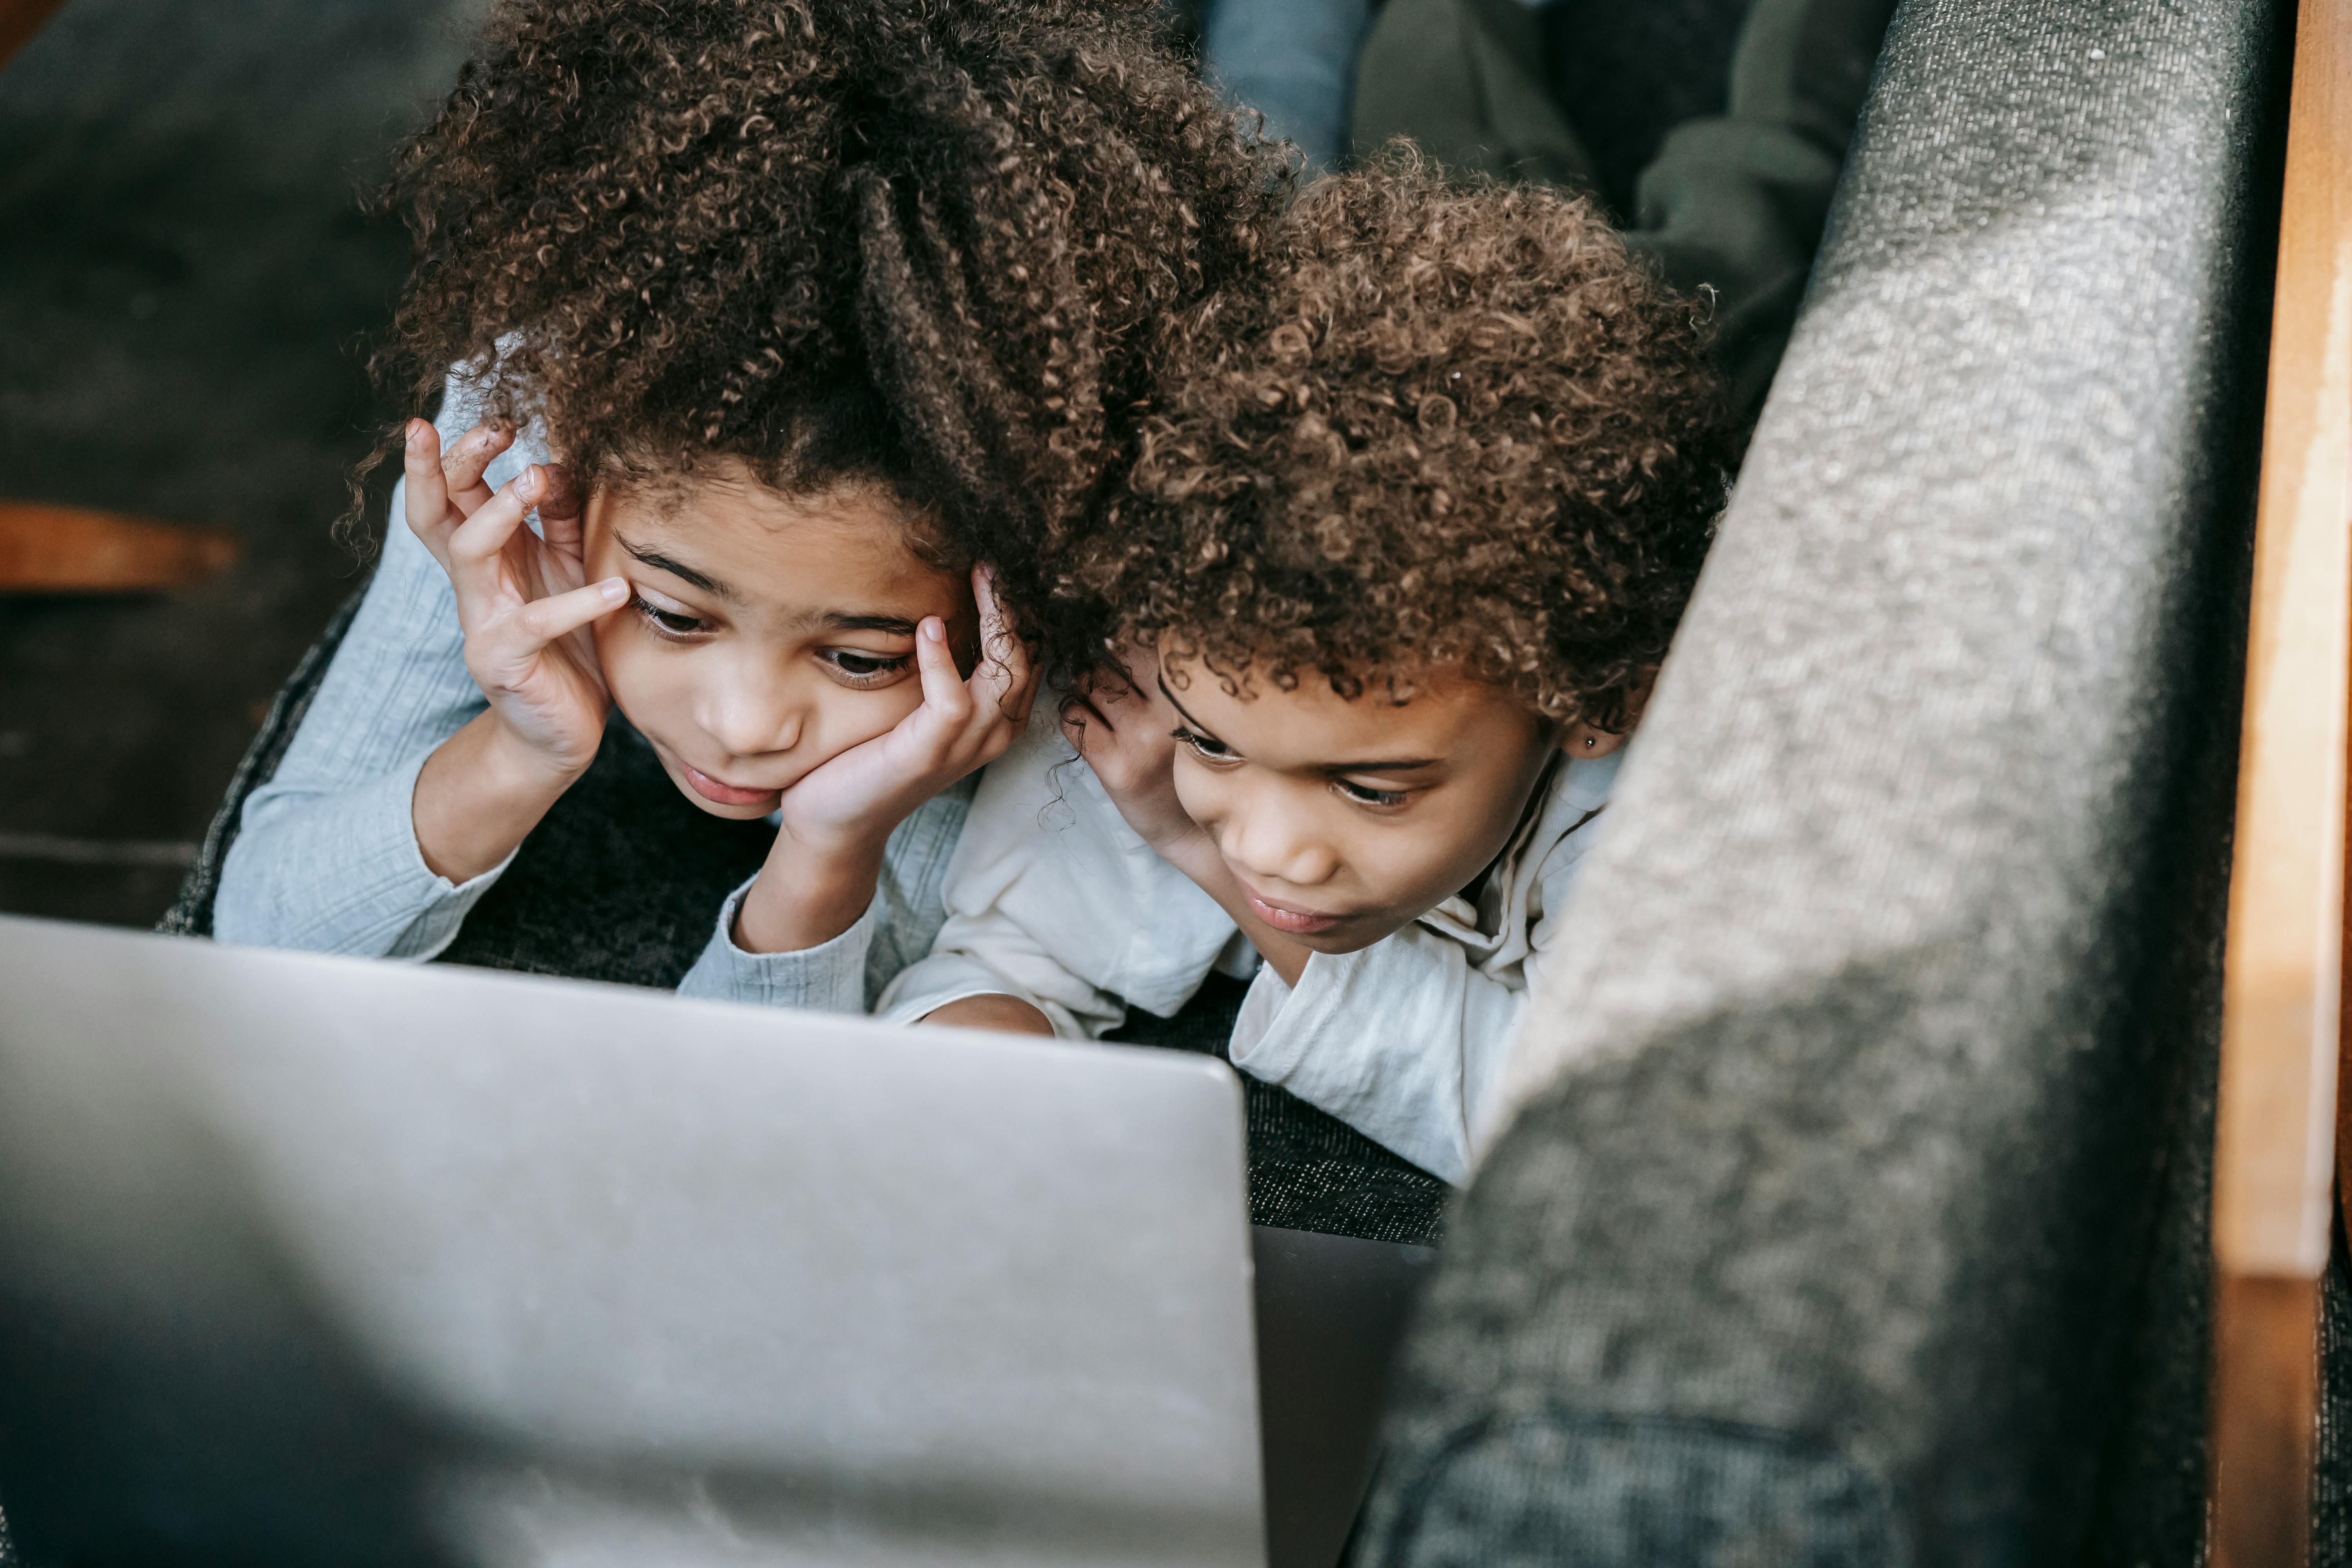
[1157,675,1441,773]
[620,536,733,601]
[620,535,923,636]
[818,611,920,637]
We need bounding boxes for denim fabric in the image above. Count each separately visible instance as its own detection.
[1349,0,1895,421]
[1201,0,1373,171]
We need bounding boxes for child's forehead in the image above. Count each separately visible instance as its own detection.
[610,461,911,534]
[1165,652,1534,752]
[593,472,962,607]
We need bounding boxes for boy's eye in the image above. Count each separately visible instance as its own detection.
[1171,726,1235,761]
[1335,778,1411,808]
[822,648,912,684]
[632,595,706,638]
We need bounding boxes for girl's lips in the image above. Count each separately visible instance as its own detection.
[1245,891,1343,936]
[679,760,781,808]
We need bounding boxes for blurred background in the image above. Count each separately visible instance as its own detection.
[0,0,1760,931]
[0,0,477,926]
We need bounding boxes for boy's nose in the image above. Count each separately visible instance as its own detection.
[1219,800,1335,890]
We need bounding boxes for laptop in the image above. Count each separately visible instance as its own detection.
[0,915,1431,1568]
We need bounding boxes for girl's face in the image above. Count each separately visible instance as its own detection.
[584,465,975,820]
[1156,652,1630,954]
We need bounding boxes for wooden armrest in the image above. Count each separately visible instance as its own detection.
[2208,0,2352,1560]
[0,503,240,593]
[0,0,68,73]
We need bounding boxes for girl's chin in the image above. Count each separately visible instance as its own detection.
[661,759,783,818]
[672,783,782,820]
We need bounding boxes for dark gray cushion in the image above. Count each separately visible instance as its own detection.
[2320,1214,2352,1559]
[1350,0,2286,1559]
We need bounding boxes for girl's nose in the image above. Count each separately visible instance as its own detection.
[698,661,805,760]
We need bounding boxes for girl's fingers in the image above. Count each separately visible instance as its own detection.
[1001,668,1040,733]
[446,467,543,602]
[1061,693,1111,750]
[968,564,1033,720]
[440,422,515,518]
[515,577,629,645]
[403,420,455,554]
[913,617,973,725]
[535,462,587,554]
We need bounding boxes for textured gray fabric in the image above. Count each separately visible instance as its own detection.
[159,583,369,939]
[2318,1205,2352,1559]
[1354,0,2285,1559]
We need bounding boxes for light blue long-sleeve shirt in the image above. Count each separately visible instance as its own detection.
[212,391,969,1010]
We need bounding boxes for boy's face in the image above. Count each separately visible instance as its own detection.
[1157,653,1625,955]
[584,466,975,820]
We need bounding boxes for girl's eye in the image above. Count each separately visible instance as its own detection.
[1171,726,1235,761]
[1336,778,1410,808]
[632,595,706,638]
[822,648,912,685]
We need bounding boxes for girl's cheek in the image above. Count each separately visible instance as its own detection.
[812,680,926,755]
[588,624,667,736]
[874,677,931,735]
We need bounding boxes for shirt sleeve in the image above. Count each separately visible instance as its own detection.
[675,875,881,1013]
[878,925,1127,1040]
[875,707,1236,1038]
[675,780,975,1013]
[1225,930,1528,1187]
[212,385,544,959]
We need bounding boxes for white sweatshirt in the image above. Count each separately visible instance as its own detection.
[878,711,1622,1184]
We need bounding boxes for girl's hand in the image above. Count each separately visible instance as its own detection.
[1065,644,1201,855]
[775,565,1039,854]
[733,567,1040,953]
[405,418,624,783]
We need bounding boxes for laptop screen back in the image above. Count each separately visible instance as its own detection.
[0,916,1264,1568]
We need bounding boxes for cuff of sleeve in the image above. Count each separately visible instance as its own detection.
[386,748,520,959]
[676,873,878,1013]
[229,744,513,961]
[877,954,1092,1039]
[1226,958,1314,1079]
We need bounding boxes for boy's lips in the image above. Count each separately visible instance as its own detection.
[1243,887,1344,936]
[679,760,781,808]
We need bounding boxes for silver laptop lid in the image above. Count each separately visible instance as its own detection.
[0,915,1263,1567]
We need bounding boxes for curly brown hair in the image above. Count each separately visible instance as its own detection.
[363,0,1285,675]
[1077,157,1733,731]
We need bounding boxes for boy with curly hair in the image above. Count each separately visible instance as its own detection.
[882,162,1731,1183]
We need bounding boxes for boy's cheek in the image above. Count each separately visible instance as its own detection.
[1167,757,1224,832]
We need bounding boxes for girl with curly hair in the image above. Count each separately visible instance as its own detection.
[879,163,1733,1181]
[213,0,1282,1016]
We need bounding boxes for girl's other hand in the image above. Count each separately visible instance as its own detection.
[405,418,622,783]
[775,564,1040,855]
[1065,643,1201,855]
[733,566,1040,954]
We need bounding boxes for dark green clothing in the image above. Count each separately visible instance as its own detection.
[1351,0,1897,419]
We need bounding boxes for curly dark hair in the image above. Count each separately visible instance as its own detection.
[1076,156,1733,731]
[361,0,1285,676]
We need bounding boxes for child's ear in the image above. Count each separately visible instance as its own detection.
[1558,667,1660,760]
[1560,720,1632,760]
